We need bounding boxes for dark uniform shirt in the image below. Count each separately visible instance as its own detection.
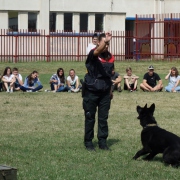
[143,72,161,88]
[85,49,115,92]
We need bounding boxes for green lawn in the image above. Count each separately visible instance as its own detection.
[1,61,180,180]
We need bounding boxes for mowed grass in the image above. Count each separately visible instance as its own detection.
[1,61,180,180]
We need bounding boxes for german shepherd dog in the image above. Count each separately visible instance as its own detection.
[133,103,180,167]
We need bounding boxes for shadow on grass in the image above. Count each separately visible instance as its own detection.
[93,138,120,148]
[143,156,179,168]
[108,138,120,147]
[142,155,163,163]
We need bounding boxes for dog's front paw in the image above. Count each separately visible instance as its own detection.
[143,157,150,161]
[143,156,153,161]
[132,156,137,160]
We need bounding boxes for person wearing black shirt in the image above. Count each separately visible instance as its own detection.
[82,32,114,151]
[140,65,163,92]
[111,68,122,92]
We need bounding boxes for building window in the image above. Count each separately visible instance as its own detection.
[8,11,18,31]
[64,13,72,32]
[50,12,56,32]
[80,13,88,32]
[125,20,135,31]
[95,14,104,32]
[28,12,37,32]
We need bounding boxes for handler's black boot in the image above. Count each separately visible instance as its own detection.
[99,144,110,151]
[85,145,95,151]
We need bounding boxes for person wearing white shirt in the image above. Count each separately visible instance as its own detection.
[2,67,15,92]
[86,33,98,54]
[66,69,80,93]
[12,67,23,91]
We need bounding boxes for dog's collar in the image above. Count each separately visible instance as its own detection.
[144,123,158,128]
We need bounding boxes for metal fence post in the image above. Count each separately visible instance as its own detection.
[46,34,50,62]
[14,35,18,63]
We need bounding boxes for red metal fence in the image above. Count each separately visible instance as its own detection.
[0,13,180,62]
[135,13,180,61]
[0,30,127,62]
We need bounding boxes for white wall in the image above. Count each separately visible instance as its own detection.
[56,12,64,30]
[18,12,28,29]
[88,13,95,31]
[0,0,39,11]
[38,0,49,34]
[164,0,180,13]
[1,0,180,15]
[104,13,126,31]
[0,11,8,29]
[73,13,80,32]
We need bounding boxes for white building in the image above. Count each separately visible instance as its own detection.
[0,0,180,34]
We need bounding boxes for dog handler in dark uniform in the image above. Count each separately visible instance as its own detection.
[82,32,114,151]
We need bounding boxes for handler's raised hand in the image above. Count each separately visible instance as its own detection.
[105,32,112,42]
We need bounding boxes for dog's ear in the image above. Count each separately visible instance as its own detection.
[137,105,142,114]
[144,104,147,109]
[149,103,155,114]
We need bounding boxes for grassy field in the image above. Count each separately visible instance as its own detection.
[1,61,180,180]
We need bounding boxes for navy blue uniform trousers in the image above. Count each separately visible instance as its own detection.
[83,89,111,147]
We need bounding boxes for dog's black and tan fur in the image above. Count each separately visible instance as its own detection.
[133,103,180,167]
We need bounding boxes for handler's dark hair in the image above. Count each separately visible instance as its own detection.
[98,33,106,41]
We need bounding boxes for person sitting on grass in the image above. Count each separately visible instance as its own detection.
[12,67,23,91]
[0,74,2,92]
[67,69,80,93]
[140,65,163,92]
[111,67,122,92]
[20,70,43,92]
[165,67,180,92]
[124,67,139,92]
[1,66,15,93]
[46,68,68,92]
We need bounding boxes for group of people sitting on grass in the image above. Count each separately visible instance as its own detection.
[111,65,180,93]
[0,67,81,93]
[0,67,43,93]
[45,68,81,93]
[0,65,180,93]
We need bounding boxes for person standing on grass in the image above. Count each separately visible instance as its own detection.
[124,67,139,92]
[140,65,163,92]
[1,66,15,93]
[86,33,98,54]
[12,67,23,91]
[82,32,114,151]
[111,67,122,92]
[20,71,43,92]
[164,67,180,92]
